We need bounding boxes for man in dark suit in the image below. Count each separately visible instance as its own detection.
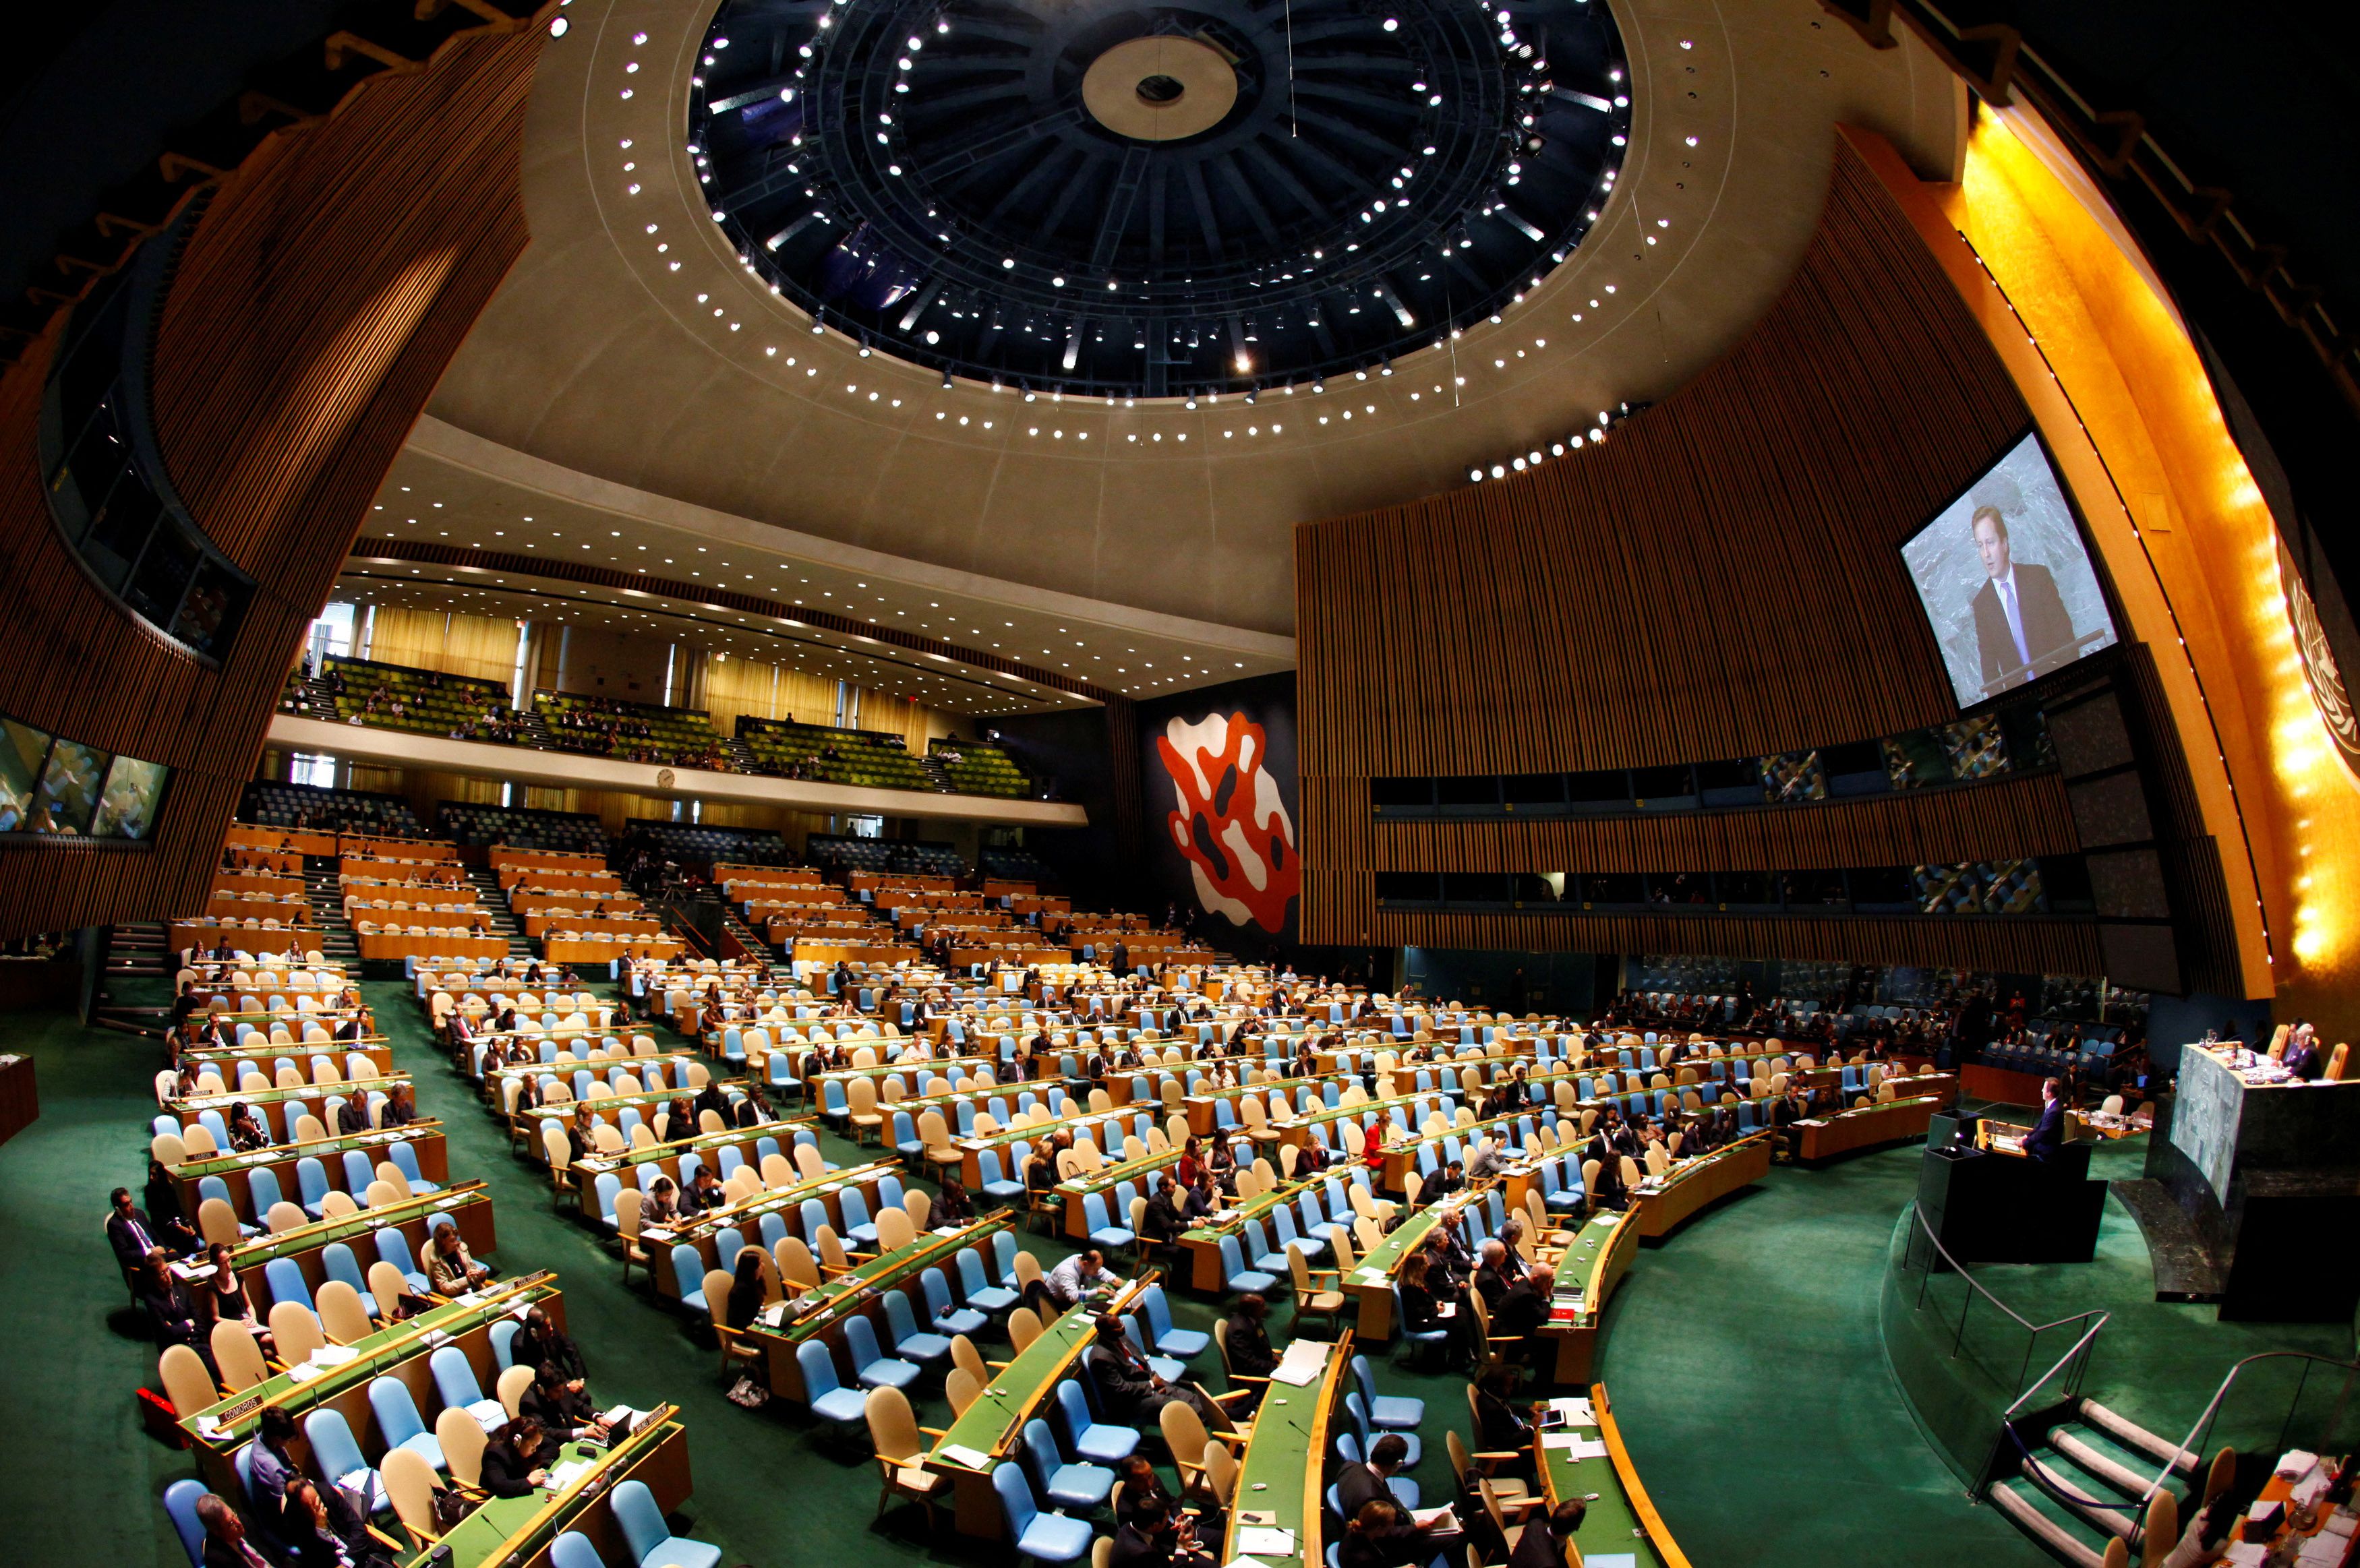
[1508,1501,1589,1568]
[107,1187,163,1276]
[2282,1023,2324,1081]
[2023,1077,2067,1162]
[1967,506,2079,695]
[1334,1434,1412,1519]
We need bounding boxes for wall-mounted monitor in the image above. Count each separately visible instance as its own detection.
[1900,431,2119,708]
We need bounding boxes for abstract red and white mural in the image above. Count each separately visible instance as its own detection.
[1154,709,1299,934]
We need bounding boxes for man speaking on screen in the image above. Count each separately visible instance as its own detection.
[1967,504,2076,695]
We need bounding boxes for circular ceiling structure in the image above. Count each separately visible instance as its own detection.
[689,0,1631,396]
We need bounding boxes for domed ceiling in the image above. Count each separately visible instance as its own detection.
[406,0,1963,641]
[691,0,1630,395]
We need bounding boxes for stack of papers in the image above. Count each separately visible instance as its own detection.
[1272,1341,1328,1387]
[1353,1267,1387,1284]
[543,1459,590,1492]
[1237,1528,1296,1556]
[1543,1433,1610,1459]
[938,1443,992,1470]
[2295,1537,2344,1568]
[2276,1450,2321,1479]
[1548,1396,1596,1424]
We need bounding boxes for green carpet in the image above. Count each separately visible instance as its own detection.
[5,987,2349,1568]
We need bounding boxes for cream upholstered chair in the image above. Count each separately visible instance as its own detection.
[815,1226,856,1277]
[316,1280,373,1345]
[864,1386,951,1528]
[367,1261,409,1320]
[196,1197,243,1247]
[210,1319,270,1391]
[319,1191,360,1220]
[159,1344,220,1418]
[435,1406,488,1490]
[1006,1305,1043,1354]
[794,1143,829,1182]
[1446,1423,1533,1507]
[270,1300,326,1364]
[382,1447,446,1552]
[945,1367,982,1418]
[875,1206,916,1253]
[266,1201,310,1234]
[775,1235,820,1294]
[496,1364,534,1418]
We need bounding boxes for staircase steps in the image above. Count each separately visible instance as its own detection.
[106,921,171,976]
[1986,1398,2197,1568]
[465,866,537,959]
[298,864,361,963]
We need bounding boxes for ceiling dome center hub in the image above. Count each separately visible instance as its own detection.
[1080,36,1237,142]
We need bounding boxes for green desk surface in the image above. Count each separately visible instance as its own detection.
[413,1412,682,1568]
[1351,1199,1448,1279]
[805,1055,998,1085]
[740,1217,1008,1349]
[635,1158,895,1251]
[1792,1092,1941,1132]
[567,1118,817,1178]
[1176,1166,1374,1246]
[1055,1147,1182,1200]
[1627,1130,1773,1199]
[164,1075,414,1117]
[173,1122,442,1182]
[514,1083,750,1126]
[178,1180,490,1275]
[1534,1386,1686,1568]
[1550,1209,1632,1327]
[483,1054,700,1089]
[1223,1337,1347,1564]
[926,1277,1150,1468]
[185,1273,560,1445]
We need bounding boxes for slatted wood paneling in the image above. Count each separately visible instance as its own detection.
[1297,140,2098,968]
[0,26,542,938]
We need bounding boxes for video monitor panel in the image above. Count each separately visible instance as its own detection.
[0,718,49,831]
[1899,431,2119,708]
[32,738,110,835]
[92,756,170,839]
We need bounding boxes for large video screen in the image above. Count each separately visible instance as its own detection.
[1900,431,2119,707]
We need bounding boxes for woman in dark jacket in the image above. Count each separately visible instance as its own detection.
[480,1417,552,1497]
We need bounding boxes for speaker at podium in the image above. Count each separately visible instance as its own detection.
[1914,1111,2108,1265]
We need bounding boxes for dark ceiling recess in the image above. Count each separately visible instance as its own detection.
[691,0,1628,398]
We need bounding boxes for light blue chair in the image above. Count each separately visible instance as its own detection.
[431,1345,508,1430]
[374,1227,430,1294]
[842,1313,920,1391]
[1351,1354,1423,1429]
[881,1289,952,1368]
[263,1257,313,1314]
[295,1156,333,1219]
[992,1461,1093,1565]
[922,1267,988,1337]
[367,1376,446,1470]
[840,1189,878,1249]
[611,1478,724,1568]
[550,1531,608,1568]
[1022,1416,1113,1510]
[1138,1285,1206,1360]
[956,1247,1017,1315]
[1389,1286,1450,1369]
[198,1175,260,1236]
[389,1140,436,1195]
[1217,1235,1276,1296]
[161,1480,208,1568]
[977,1149,1025,1206]
[1081,1193,1133,1257]
[322,1242,379,1320]
[795,1340,869,1424]
[247,1166,285,1217]
[1344,1391,1421,1467]
[1051,1379,1137,1464]
[592,1172,623,1229]
[489,1319,523,1372]
[303,1408,386,1513]
[341,1150,374,1197]
[670,1245,711,1313]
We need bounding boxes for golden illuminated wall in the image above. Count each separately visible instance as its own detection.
[688,651,958,752]
[1858,115,2360,1032]
[363,606,525,689]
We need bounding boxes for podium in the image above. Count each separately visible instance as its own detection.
[1915,1114,2106,1264]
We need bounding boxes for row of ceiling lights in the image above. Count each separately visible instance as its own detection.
[368,485,1251,696]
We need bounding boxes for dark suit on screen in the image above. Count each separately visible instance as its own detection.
[1970,562,2078,694]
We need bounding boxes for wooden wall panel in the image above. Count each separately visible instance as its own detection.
[0,25,542,939]
[1365,905,2107,977]
[1297,139,2109,973]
